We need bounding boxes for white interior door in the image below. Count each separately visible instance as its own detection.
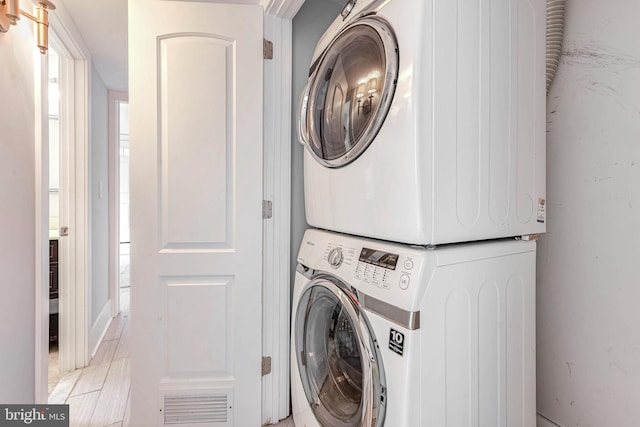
[129,1,264,425]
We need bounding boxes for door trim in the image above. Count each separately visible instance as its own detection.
[35,43,50,404]
[49,2,91,373]
[261,0,304,423]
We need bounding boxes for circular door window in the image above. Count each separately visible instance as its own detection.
[295,276,386,427]
[305,17,398,168]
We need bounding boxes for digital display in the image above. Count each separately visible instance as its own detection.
[359,248,399,270]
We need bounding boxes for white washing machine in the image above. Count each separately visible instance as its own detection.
[298,0,546,245]
[291,228,536,427]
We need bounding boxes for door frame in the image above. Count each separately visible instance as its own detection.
[34,34,50,405]
[260,0,305,423]
[36,1,91,401]
[108,91,128,317]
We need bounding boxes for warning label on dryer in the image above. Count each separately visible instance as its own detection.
[389,328,405,356]
[537,198,546,223]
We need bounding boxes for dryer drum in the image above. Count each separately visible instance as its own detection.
[302,16,398,168]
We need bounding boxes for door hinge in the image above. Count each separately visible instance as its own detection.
[263,39,273,60]
[263,200,273,219]
[262,356,272,376]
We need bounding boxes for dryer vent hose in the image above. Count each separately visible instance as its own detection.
[546,0,565,93]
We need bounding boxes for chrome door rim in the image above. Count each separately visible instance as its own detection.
[295,275,386,427]
[303,15,398,168]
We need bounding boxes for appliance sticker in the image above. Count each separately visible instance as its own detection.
[537,198,546,223]
[389,328,404,356]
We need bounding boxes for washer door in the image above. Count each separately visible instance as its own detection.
[301,16,398,168]
[295,276,386,427]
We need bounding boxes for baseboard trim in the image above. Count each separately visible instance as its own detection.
[538,413,562,427]
[89,301,112,358]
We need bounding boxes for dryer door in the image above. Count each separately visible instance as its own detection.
[294,276,386,427]
[304,16,398,168]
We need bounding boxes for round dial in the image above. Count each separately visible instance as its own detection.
[327,247,344,269]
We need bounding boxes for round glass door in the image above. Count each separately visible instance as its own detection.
[295,276,386,427]
[304,16,398,167]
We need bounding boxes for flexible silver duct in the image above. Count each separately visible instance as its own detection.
[546,0,565,93]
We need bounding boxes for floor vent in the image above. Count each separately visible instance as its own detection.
[164,393,228,424]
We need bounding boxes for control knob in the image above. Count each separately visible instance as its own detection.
[327,247,344,269]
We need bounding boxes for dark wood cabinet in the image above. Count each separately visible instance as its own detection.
[50,239,59,343]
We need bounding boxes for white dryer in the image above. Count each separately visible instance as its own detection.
[291,228,536,427]
[299,0,546,245]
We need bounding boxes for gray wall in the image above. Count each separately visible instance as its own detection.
[291,0,342,285]
[537,0,640,425]
[90,65,110,325]
[0,24,36,402]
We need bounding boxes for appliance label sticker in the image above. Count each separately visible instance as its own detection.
[537,198,546,223]
[389,328,404,356]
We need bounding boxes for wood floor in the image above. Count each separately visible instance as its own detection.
[49,311,131,427]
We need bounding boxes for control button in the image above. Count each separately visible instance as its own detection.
[354,274,361,280]
[403,259,414,270]
[382,282,390,289]
[327,247,344,269]
[372,280,381,287]
[399,274,410,290]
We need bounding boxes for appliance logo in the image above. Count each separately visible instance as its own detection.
[389,328,404,356]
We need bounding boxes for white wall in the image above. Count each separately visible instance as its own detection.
[537,0,640,426]
[0,24,37,402]
[290,0,341,285]
[90,65,111,330]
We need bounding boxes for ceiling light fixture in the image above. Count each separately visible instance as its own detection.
[0,0,56,54]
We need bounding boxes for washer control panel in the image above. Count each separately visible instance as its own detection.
[355,247,398,289]
[355,247,417,291]
[327,247,344,268]
[320,240,419,292]
[323,243,357,269]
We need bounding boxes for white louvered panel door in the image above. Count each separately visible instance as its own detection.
[129,1,263,425]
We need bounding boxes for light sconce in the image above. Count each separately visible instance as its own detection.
[357,77,378,116]
[0,0,56,54]
[367,78,377,95]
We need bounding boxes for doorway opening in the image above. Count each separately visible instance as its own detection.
[108,92,130,316]
[118,101,130,311]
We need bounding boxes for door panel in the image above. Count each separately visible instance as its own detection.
[159,34,234,249]
[129,1,263,425]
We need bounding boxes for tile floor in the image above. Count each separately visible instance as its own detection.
[273,416,296,426]
[49,311,130,427]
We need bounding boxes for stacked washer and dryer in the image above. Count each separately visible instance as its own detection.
[291,0,546,426]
